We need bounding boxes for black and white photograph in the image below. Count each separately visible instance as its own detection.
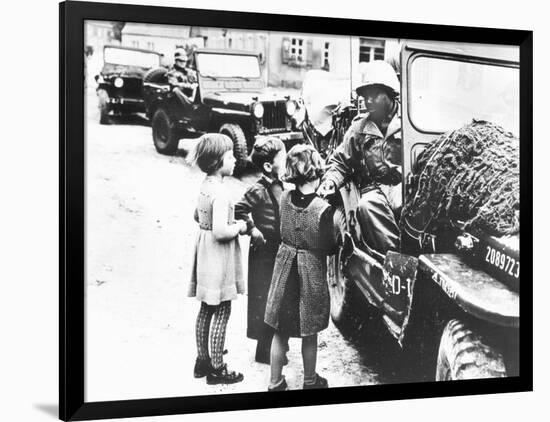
[7,0,550,421]
[82,17,521,403]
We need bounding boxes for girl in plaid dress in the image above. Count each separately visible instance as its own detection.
[188,134,247,385]
[264,145,337,391]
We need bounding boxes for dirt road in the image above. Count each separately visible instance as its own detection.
[84,89,388,402]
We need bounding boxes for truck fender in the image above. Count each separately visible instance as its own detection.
[398,253,519,349]
[96,83,111,94]
[418,253,519,327]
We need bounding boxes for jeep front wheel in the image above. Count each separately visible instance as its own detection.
[219,123,249,169]
[97,89,110,125]
[436,319,507,380]
[152,108,179,155]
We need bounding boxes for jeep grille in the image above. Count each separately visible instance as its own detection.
[116,77,142,94]
[262,101,287,130]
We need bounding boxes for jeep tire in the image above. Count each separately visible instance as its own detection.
[436,319,507,380]
[219,123,249,170]
[328,206,366,335]
[152,108,179,155]
[97,89,110,125]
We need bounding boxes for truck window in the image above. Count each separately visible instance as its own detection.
[408,56,519,137]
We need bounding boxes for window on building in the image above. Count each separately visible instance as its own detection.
[291,37,306,62]
[147,41,155,51]
[359,38,385,62]
[282,37,313,67]
[131,40,139,48]
[323,42,330,70]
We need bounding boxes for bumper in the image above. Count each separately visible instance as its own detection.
[106,97,145,113]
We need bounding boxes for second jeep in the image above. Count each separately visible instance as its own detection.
[142,48,304,168]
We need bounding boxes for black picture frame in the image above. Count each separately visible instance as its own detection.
[60,1,533,420]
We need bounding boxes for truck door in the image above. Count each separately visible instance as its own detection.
[380,42,521,328]
[400,41,519,186]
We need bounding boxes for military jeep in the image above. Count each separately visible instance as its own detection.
[142,48,303,167]
[95,45,163,124]
[324,41,520,381]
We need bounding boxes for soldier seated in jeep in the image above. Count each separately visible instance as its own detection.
[318,60,402,255]
[320,43,520,382]
[166,48,198,105]
[142,48,304,170]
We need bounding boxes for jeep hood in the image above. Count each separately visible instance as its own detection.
[100,63,149,79]
[202,91,292,107]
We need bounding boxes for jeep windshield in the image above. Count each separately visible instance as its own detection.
[196,53,261,79]
[408,56,519,137]
[104,47,161,69]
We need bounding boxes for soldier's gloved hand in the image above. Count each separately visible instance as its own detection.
[250,228,266,249]
[317,180,336,198]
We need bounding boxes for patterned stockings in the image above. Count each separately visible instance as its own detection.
[195,301,231,369]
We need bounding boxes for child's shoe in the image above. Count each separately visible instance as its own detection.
[206,363,244,385]
[193,358,212,378]
[268,376,288,392]
[303,373,328,389]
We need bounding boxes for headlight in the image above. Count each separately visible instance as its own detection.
[252,103,264,119]
[114,77,124,88]
[285,100,297,116]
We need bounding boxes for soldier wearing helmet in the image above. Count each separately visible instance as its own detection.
[166,48,198,104]
[318,60,401,254]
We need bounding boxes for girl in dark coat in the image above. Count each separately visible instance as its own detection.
[264,144,337,391]
[235,137,287,364]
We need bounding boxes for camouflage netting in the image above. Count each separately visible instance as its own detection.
[402,120,520,237]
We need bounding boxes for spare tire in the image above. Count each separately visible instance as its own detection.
[144,67,168,84]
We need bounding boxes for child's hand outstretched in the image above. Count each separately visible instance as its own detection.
[250,227,266,249]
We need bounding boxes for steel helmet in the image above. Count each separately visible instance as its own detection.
[174,48,188,60]
[355,60,400,96]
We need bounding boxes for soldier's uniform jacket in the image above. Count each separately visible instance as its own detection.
[323,110,402,193]
[166,66,197,94]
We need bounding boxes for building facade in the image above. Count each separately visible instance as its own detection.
[118,21,402,92]
[121,23,204,64]
[84,21,119,88]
